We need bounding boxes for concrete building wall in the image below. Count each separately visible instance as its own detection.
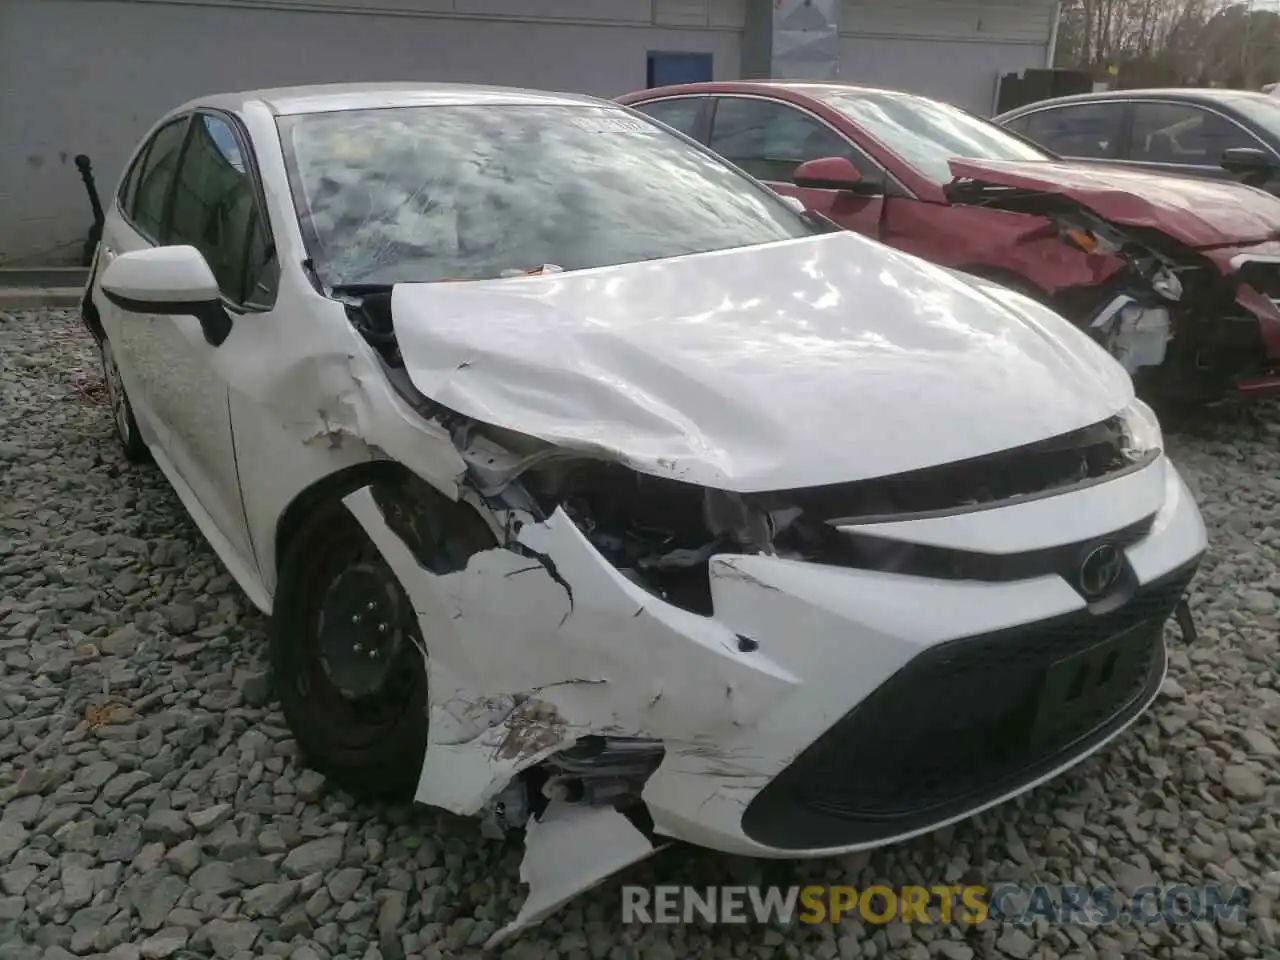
[0,0,1056,263]
[839,0,1057,114]
[0,0,744,263]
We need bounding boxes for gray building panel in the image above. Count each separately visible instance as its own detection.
[0,0,1056,262]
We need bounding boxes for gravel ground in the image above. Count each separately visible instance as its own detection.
[0,306,1278,960]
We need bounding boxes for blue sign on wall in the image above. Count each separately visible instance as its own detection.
[647,52,714,87]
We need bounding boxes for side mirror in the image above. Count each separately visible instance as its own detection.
[1221,146,1276,175]
[100,245,233,346]
[793,156,866,191]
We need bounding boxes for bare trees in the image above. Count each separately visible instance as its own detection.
[1054,0,1280,89]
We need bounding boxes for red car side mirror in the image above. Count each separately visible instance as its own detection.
[793,156,863,191]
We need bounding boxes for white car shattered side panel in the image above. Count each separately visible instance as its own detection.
[338,456,1203,940]
[485,802,666,950]
[391,230,1136,492]
[228,285,479,590]
[343,485,799,814]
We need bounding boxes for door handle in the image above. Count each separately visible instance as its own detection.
[101,245,116,264]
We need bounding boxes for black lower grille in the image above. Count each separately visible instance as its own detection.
[741,560,1199,851]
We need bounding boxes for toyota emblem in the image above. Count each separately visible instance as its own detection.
[1078,543,1124,599]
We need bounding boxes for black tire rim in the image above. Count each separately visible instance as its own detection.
[298,539,425,752]
[101,340,131,444]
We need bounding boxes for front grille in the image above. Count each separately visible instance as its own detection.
[740,560,1199,851]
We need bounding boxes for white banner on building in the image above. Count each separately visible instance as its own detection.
[772,0,840,80]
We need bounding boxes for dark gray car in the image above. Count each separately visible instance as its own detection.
[993,88,1280,195]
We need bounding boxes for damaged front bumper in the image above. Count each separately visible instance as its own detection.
[341,448,1206,946]
[1171,245,1280,398]
[1086,294,1174,375]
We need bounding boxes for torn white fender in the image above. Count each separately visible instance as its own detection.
[221,289,471,598]
[484,801,667,950]
[342,486,799,814]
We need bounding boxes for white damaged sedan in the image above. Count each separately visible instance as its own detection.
[84,83,1208,944]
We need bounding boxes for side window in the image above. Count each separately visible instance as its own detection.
[709,97,875,184]
[632,98,703,139]
[131,118,189,238]
[1019,104,1125,159]
[1128,102,1262,165]
[167,114,276,305]
[117,145,146,214]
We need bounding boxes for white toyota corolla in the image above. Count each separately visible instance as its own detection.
[84,83,1208,944]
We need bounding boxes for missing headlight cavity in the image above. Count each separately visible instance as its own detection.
[519,415,1148,614]
[520,461,781,615]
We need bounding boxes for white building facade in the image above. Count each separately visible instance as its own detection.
[0,0,1059,263]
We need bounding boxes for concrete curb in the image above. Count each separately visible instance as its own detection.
[0,267,89,288]
[0,288,83,310]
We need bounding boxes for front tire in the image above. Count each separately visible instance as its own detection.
[100,336,148,463]
[271,499,430,801]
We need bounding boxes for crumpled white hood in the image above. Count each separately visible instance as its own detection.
[391,231,1134,491]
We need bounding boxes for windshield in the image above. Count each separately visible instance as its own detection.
[812,89,1050,184]
[1225,94,1280,135]
[277,103,818,287]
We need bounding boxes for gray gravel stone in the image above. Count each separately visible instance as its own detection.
[1242,728,1279,757]
[163,840,201,877]
[996,929,1036,959]
[138,927,188,959]
[4,306,1280,959]
[59,862,94,909]
[142,811,193,846]
[243,880,299,918]
[327,867,364,903]
[0,824,29,863]
[282,836,344,877]
[135,874,187,931]
[1223,763,1267,800]
[202,918,261,958]
[189,861,239,896]
[187,804,232,834]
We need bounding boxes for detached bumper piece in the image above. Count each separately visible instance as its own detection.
[742,562,1199,851]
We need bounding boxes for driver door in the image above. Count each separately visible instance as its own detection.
[707,95,887,239]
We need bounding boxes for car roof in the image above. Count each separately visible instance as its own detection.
[997,87,1275,117]
[173,82,607,118]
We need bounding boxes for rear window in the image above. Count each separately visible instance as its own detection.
[277,103,818,287]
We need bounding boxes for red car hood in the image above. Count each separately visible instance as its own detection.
[948,158,1280,249]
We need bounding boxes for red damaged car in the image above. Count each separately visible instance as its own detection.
[617,81,1280,403]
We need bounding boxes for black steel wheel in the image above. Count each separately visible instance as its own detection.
[100,336,148,463]
[271,498,429,800]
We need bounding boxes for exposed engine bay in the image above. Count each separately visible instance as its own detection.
[346,280,1154,619]
[947,179,1280,401]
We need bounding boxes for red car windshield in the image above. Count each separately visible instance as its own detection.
[812,89,1050,184]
